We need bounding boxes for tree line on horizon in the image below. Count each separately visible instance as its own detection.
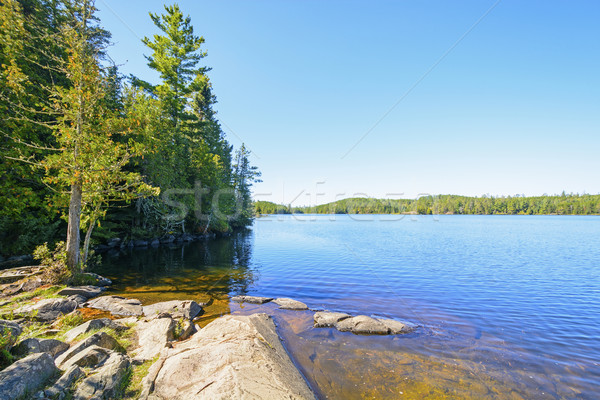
[255,193,600,216]
[0,0,260,267]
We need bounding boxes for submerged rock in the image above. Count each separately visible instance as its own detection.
[335,315,389,335]
[0,353,57,399]
[143,300,203,320]
[273,297,309,310]
[230,295,273,304]
[85,295,143,316]
[142,313,315,400]
[377,318,418,334]
[313,311,351,327]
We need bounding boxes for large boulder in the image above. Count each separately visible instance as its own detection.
[230,295,273,304]
[56,331,121,369]
[13,337,69,358]
[0,353,57,399]
[63,318,128,343]
[0,319,22,347]
[85,295,143,316]
[142,313,315,400]
[72,351,130,400]
[58,285,105,299]
[273,297,308,310]
[134,316,176,361]
[43,364,84,400]
[142,300,202,320]
[313,311,351,327]
[334,315,389,335]
[16,297,78,321]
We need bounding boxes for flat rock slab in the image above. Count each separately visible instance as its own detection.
[313,311,351,327]
[0,352,57,399]
[58,285,105,299]
[64,317,128,343]
[16,297,78,321]
[230,295,273,304]
[377,318,418,334]
[143,300,202,320]
[143,313,315,399]
[13,337,69,358]
[335,315,390,335]
[86,295,143,316]
[134,317,176,361]
[273,297,309,310]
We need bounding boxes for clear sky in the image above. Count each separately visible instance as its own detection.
[96,0,600,206]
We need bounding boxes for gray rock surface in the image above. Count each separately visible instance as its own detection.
[134,316,176,361]
[0,353,57,399]
[230,295,273,304]
[0,319,22,347]
[43,364,84,400]
[16,297,78,321]
[61,345,112,370]
[377,318,418,334]
[273,297,308,310]
[142,313,315,400]
[72,351,130,400]
[143,300,202,320]
[56,331,121,369]
[313,311,351,327]
[68,294,88,306]
[13,337,69,358]
[58,285,105,299]
[63,318,127,343]
[334,315,389,334]
[81,272,112,287]
[85,295,143,316]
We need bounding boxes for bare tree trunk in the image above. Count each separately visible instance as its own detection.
[82,217,96,267]
[66,181,82,272]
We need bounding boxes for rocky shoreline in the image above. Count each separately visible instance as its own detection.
[0,267,418,399]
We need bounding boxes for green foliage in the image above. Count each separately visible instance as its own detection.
[0,1,259,259]
[272,194,600,216]
[33,242,69,284]
[55,311,84,331]
[254,201,291,215]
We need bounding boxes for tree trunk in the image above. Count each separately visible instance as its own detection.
[66,181,82,272]
[82,216,96,267]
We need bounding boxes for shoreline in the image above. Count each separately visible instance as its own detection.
[0,266,417,399]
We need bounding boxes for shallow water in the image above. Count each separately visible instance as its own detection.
[97,215,600,399]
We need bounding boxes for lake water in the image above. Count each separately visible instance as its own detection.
[97,215,600,399]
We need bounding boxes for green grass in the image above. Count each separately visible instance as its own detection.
[118,356,159,399]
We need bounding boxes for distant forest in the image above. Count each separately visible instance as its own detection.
[255,193,600,216]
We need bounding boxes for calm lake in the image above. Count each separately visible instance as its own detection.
[97,214,600,399]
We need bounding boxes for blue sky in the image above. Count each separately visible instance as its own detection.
[97,0,600,205]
